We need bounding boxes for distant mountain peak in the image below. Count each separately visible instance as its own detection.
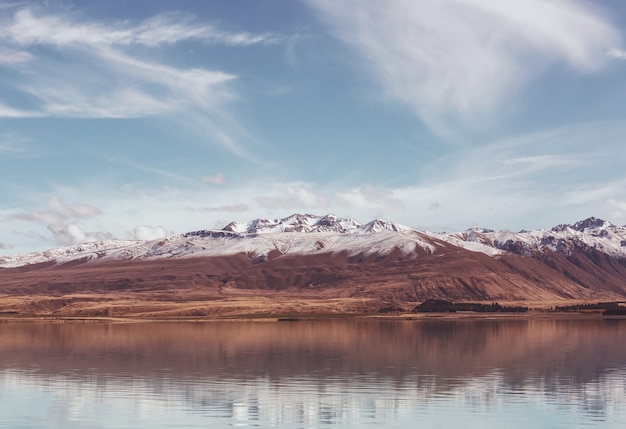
[551,217,613,233]
[3,214,626,272]
[220,214,376,235]
[6,213,626,316]
[571,217,612,232]
[361,219,407,233]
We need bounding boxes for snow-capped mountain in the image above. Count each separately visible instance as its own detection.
[440,216,626,258]
[1,214,626,269]
[220,213,406,234]
[2,215,626,316]
[0,214,421,268]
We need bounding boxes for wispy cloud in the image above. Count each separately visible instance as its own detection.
[202,173,226,185]
[5,118,626,253]
[186,203,250,213]
[2,9,277,48]
[389,120,626,230]
[0,45,31,63]
[0,7,274,156]
[0,132,32,155]
[0,15,236,118]
[307,0,620,135]
[11,196,113,246]
[335,185,405,212]
[0,101,40,118]
[607,48,626,59]
[97,154,197,184]
[256,183,330,210]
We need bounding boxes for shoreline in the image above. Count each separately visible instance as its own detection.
[1,309,624,324]
[1,294,624,323]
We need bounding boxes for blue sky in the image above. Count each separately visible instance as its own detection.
[2,0,626,254]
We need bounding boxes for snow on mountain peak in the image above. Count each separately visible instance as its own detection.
[571,217,613,233]
[360,219,408,233]
[316,214,363,233]
[281,213,320,231]
[3,214,626,269]
[552,217,612,232]
[221,221,248,234]
[220,214,367,235]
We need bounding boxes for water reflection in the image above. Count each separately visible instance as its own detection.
[1,319,625,428]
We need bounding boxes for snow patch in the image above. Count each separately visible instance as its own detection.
[3,214,626,268]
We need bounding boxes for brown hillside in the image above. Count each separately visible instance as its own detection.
[1,241,626,317]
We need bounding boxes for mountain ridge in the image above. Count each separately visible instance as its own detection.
[2,214,626,268]
[2,214,626,317]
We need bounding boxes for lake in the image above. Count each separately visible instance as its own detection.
[1,318,625,428]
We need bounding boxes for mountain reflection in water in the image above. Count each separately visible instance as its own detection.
[1,319,625,428]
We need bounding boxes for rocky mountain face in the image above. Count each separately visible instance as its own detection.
[1,215,626,316]
[438,216,626,302]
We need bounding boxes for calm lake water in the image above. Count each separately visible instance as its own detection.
[1,318,625,428]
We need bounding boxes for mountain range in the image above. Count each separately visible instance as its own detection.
[1,214,626,317]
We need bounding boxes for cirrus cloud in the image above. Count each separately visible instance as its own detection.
[1,9,278,48]
[306,0,620,134]
[0,7,277,157]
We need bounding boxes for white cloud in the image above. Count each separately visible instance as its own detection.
[256,183,330,210]
[202,173,226,185]
[11,196,111,247]
[0,101,39,118]
[0,7,271,156]
[10,40,236,120]
[48,195,102,219]
[2,9,276,48]
[307,0,620,134]
[5,116,626,254]
[0,45,31,63]
[13,210,63,226]
[391,120,626,230]
[47,223,113,247]
[335,185,405,212]
[607,48,626,59]
[132,225,169,241]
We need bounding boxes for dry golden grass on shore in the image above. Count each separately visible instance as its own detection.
[0,293,623,323]
[0,293,384,319]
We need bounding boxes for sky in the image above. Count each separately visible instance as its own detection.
[2,0,626,254]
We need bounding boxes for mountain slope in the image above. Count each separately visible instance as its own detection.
[1,214,626,317]
[438,216,626,296]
